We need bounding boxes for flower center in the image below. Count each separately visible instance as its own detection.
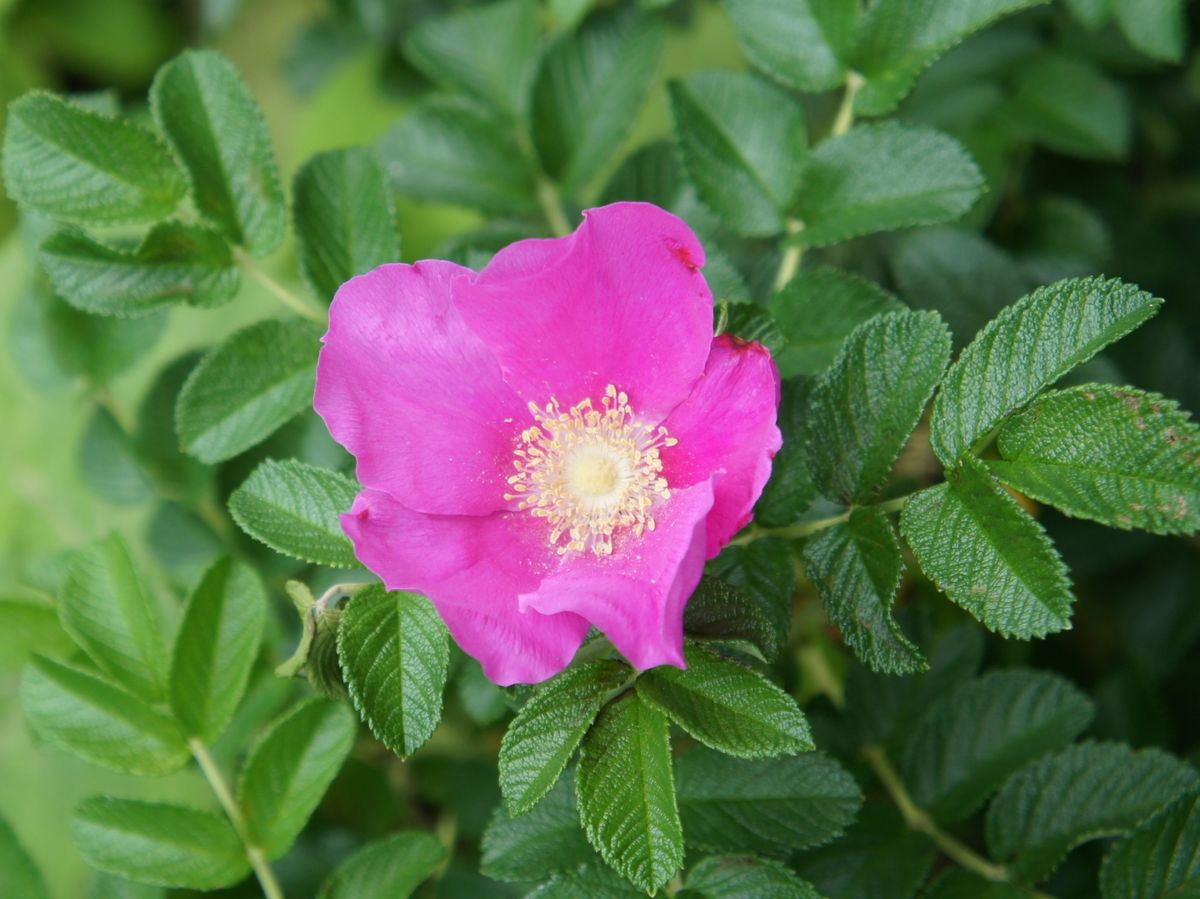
[506,385,676,557]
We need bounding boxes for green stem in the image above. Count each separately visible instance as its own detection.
[732,494,909,545]
[536,173,572,237]
[772,218,806,292]
[830,70,864,138]
[235,250,326,324]
[190,740,285,899]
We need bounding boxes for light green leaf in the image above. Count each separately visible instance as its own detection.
[0,595,74,672]
[293,148,399,302]
[403,0,539,119]
[1101,792,1200,899]
[151,50,285,255]
[319,831,445,899]
[802,310,951,503]
[682,576,784,662]
[78,406,154,506]
[930,276,1160,465]
[168,556,266,742]
[1113,0,1185,62]
[533,9,664,196]
[499,659,631,815]
[669,71,807,237]
[902,669,1094,824]
[576,690,683,894]
[482,772,598,883]
[59,533,168,703]
[337,586,449,758]
[683,854,822,898]
[769,267,903,378]
[676,747,861,856]
[802,508,924,675]
[986,741,1199,882]
[1008,53,1130,160]
[73,798,249,890]
[40,223,238,317]
[722,0,858,92]
[901,455,1074,638]
[228,458,360,567]
[637,643,812,758]
[989,385,1200,536]
[176,318,321,464]
[239,697,358,859]
[2,91,185,225]
[0,815,50,899]
[794,124,982,247]
[851,0,1050,115]
[21,655,188,775]
[378,97,536,214]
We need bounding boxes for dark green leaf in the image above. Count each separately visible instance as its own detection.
[1100,792,1200,899]
[706,539,795,653]
[923,869,1029,899]
[722,0,858,92]
[337,586,449,758]
[576,690,683,894]
[2,91,185,225]
[482,772,598,882]
[527,862,646,898]
[228,458,361,567]
[900,455,1074,638]
[682,576,784,662]
[151,50,286,255]
[0,814,50,899]
[1008,53,1130,160]
[684,854,822,898]
[318,831,445,899]
[176,318,321,464]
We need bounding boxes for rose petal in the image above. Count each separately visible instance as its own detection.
[343,489,588,685]
[660,335,782,556]
[454,202,713,420]
[315,261,530,516]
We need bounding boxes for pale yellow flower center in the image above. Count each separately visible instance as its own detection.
[505,385,676,557]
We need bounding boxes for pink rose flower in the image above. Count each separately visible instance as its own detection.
[315,202,782,685]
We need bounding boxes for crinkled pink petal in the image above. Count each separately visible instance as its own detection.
[342,489,589,685]
[518,480,715,671]
[661,335,782,556]
[453,202,713,420]
[315,261,531,516]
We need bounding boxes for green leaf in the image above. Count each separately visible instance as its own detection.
[168,556,266,742]
[802,310,951,503]
[901,669,1094,824]
[403,0,539,119]
[228,458,361,567]
[987,741,1200,882]
[1101,792,1200,899]
[722,0,858,93]
[706,539,795,654]
[930,277,1160,465]
[482,772,598,882]
[900,455,1074,639]
[533,9,664,196]
[150,50,286,255]
[637,643,812,758]
[755,378,830,529]
[988,385,1200,536]
[21,655,188,775]
[59,533,168,702]
[319,831,445,899]
[683,855,822,899]
[78,406,154,506]
[794,124,982,247]
[802,508,924,675]
[0,815,50,899]
[851,0,1050,116]
[924,869,1029,899]
[378,97,536,214]
[576,690,683,894]
[176,318,321,464]
[676,747,861,856]
[769,267,903,379]
[337,585,449,758]
[2,91,185,225]
[1007,53,1130,160]
[239,697,358,859]
[73,798,249,890]
[40,223,239,317]
[682,576,784,662]
[499,659,631,815]
[1113,0,1185,62]
[668,71,807,237]
[293,148,399,302]
[0,595,74,672]
[1066,0,1112,28]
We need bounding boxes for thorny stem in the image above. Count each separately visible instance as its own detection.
[730,494,910,545]
[235,249,326,324]
[190,740,285,899]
